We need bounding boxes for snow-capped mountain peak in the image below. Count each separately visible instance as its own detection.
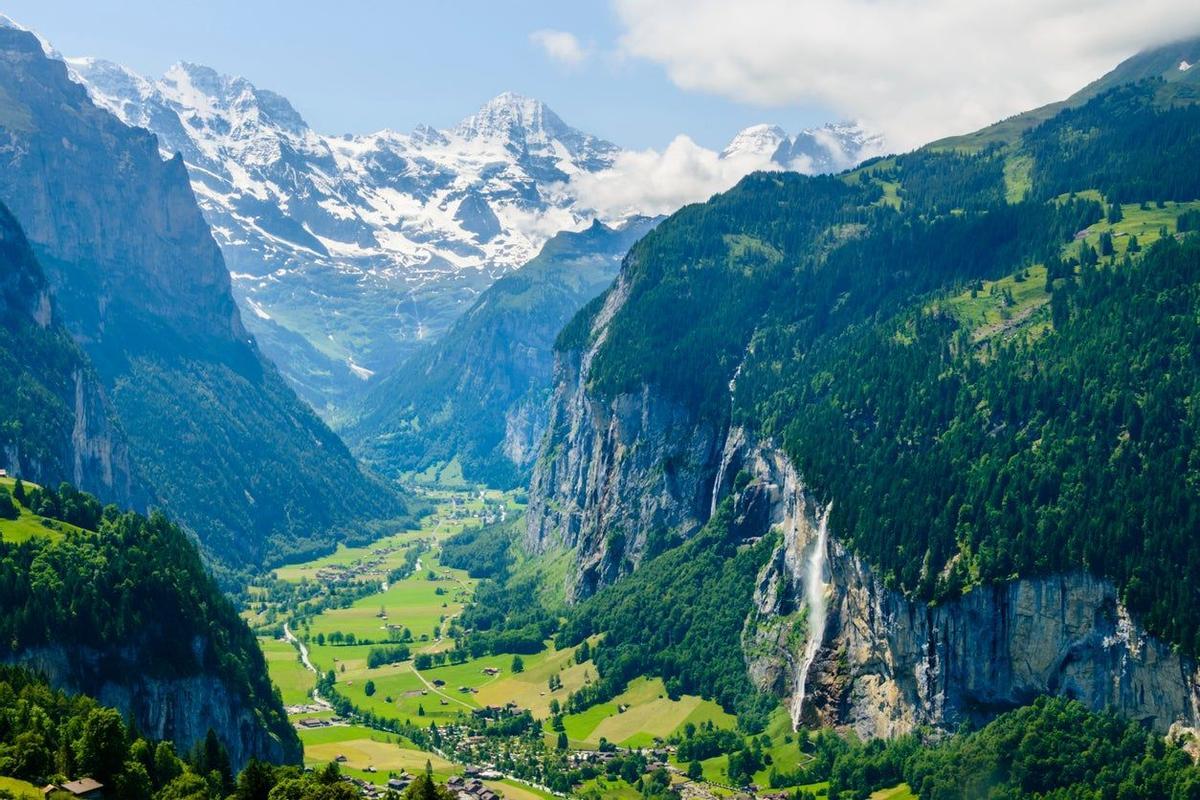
[162,61,310,135]
[454,91,554,140]
[63,50,881,412]
[721,123,789,160]
[452,91,619,171]
[772,121,885,174]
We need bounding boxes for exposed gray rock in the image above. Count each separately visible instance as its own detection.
[525,262,725,599]
[7,643,299,770]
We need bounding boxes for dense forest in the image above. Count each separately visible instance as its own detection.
[749,234,1200,653]
[556,500,780,729]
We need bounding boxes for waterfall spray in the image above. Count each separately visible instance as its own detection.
[791,503,831,730]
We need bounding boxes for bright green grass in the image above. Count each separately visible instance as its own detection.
[333,662,472,725]
[474,642,592,719]
[298,724,457,783]
[0,478,88,543]
[272,485,513,583]
[0,776,40,799]
[1004,153,1033,203]
[930,199,1200,349]
[259,636,314,706]
[409,456,471,488]
[1073,200,1200,257]
[561,677,736,748]
[507,542,573,614]
[273,529,426,583]
[931,264,1050,342]
[575,776,644,799]
[871,784,916,800]
[305,553,473,645]
[667,707,819,791]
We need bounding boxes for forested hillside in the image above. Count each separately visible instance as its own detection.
[0,480,299,769]
[529,38,1200,735]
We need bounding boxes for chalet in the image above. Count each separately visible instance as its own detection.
[335,754,348,763]
[481,667,501,676]
[297,717,330,728]
[43,778,104,798]
[387,777,412,791]
[0,469,7,478]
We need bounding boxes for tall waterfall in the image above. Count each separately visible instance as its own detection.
[791,504,831,730]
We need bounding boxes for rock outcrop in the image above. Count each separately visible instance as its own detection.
[525,262,726,599]
[7,643,299,770]
[0,199,140,505]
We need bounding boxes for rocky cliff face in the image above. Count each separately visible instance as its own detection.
[7,642,299,770]
[525,264,727,600]
[736,435,1200,738]
[0,200,140,505]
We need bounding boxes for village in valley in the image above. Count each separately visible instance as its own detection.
[241,486,826,800]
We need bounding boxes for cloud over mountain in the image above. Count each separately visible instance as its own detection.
[612,0,1200,149]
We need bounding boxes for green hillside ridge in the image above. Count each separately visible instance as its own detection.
[930,34,1200,153]
[539,48,1200,726]
[0,479,300,769]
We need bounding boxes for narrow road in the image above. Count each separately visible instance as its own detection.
[409,663,474,710]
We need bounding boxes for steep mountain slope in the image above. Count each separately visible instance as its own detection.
[67,58,624,409]
[533,38,1200,737]
[0,202,143,506]
[0,28,401,567]
[0,481,300,770]
[345,216,659,486]
[64,55,882,412]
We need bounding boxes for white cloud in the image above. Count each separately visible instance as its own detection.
[530,29,589,67]
[612,0,1200,149]
[562,135,781,219]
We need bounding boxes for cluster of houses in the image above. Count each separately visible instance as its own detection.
[451,767,506,800]
[308,543,404,584]
[443,495,508,528]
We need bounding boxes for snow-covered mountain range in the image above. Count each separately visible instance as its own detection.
[64,57,883,412]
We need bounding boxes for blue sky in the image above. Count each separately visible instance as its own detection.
[1,0,834,150]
